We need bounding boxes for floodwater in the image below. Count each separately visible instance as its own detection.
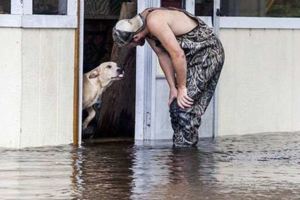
[1,133,300,200]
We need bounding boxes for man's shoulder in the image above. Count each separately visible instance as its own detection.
[146,10,167,28]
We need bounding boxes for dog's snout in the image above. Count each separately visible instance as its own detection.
[117,68,123,73]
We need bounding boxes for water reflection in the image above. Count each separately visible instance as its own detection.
[0,146,75,199]
[1,132,300,200]
[129,142,218,200]
[74,142,135,199]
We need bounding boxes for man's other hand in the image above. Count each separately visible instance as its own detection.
[177,87,194,109]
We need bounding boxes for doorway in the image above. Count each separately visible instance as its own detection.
[81,1,137,141]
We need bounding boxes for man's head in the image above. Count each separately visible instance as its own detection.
[112,14,146,47]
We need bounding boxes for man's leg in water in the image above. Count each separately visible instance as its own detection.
[169,49,224,147]
[169,70,222,147]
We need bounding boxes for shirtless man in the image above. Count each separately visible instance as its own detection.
[112,7,225,147]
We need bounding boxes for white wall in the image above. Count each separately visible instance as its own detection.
[20,29,75,147]
[0,28,75,148]
[218,28,300,136]
[0,28,22,148]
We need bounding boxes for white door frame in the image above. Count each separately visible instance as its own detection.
[135,0,161,140]
[77,0,84,146]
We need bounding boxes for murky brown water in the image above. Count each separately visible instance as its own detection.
[1,132,300,200]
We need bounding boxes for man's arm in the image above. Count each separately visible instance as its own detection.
[146,38,178,106]
[146,38,176,90]
[147,13,193,109]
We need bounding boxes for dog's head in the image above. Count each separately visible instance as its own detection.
[88,62,124,86]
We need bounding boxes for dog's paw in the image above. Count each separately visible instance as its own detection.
[82,126,95,139]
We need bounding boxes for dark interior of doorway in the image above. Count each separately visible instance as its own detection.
[82,1,136,141]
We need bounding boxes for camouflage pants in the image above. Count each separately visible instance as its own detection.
[170,37,225,147]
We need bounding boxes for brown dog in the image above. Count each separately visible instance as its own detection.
[82,62,123,130]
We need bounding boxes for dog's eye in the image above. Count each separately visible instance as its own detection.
[107,65,112,69]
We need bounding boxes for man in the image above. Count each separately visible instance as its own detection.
[112,7,225,147]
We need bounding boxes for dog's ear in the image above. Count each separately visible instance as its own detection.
[89,70,99,79]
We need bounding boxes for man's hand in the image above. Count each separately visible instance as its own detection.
[168,87,178,107]
[177,87,194,109]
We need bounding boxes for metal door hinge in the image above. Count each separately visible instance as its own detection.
[146,112,151,127]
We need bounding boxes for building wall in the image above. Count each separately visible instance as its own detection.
[218,28,300,136]
[20,29,75,147]
[0,28,22,148]
[0,28,75,148]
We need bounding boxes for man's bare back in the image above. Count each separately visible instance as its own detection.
[142,8,198,37]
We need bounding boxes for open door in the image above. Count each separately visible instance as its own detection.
[193,0,221,138]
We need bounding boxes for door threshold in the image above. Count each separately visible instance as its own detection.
[83,137,134,144]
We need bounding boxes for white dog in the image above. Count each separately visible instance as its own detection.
[82,62,124,130]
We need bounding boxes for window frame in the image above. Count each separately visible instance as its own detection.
[189,0,300,30]
[220,17,300,29]
[218,0,300,29]
[0,0,77,28]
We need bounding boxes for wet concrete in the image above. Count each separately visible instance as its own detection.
[1,132,300,200]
